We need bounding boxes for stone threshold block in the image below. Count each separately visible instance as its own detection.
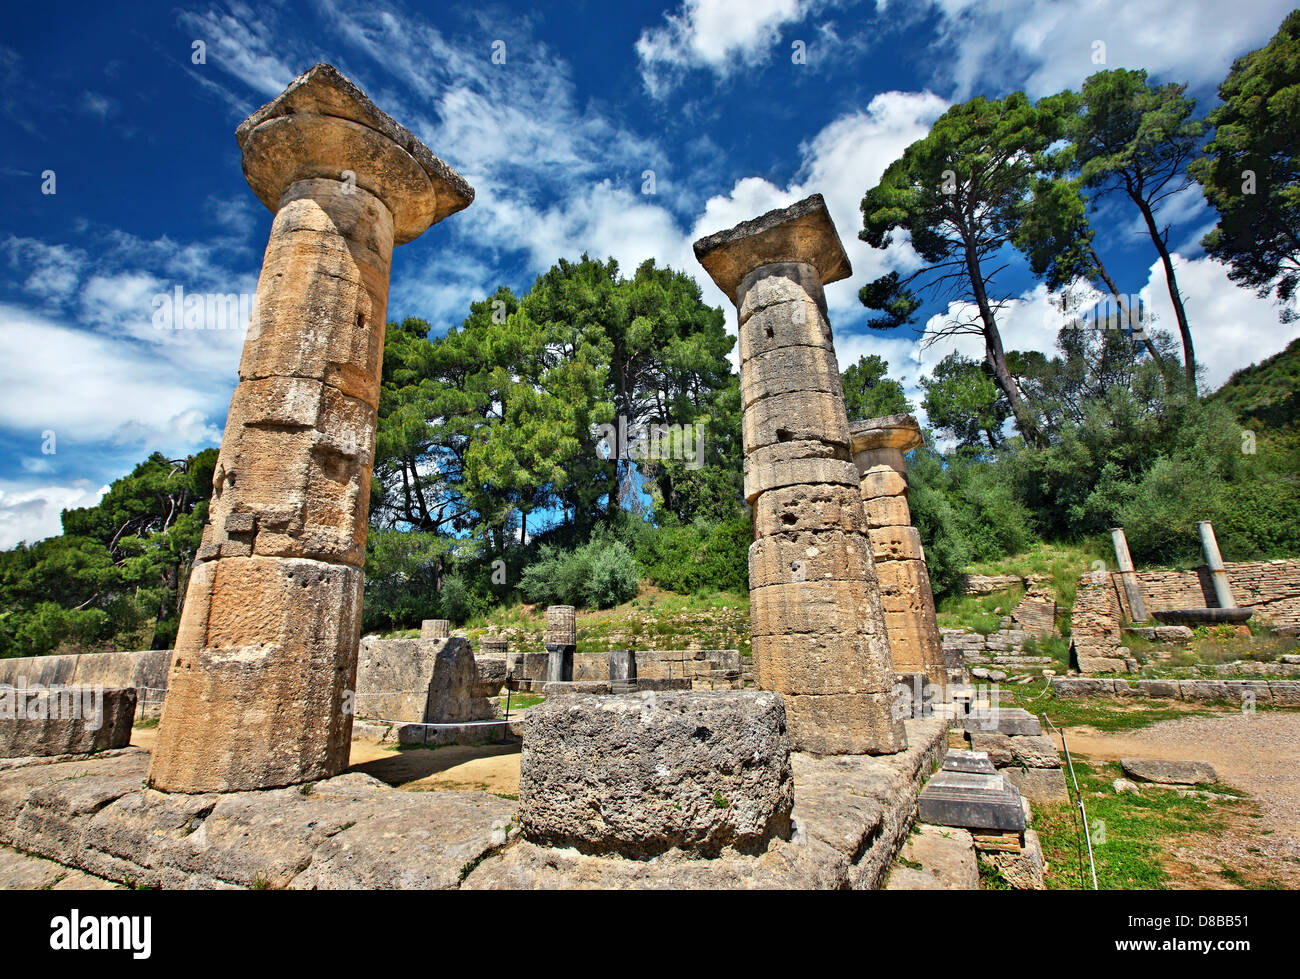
[917,770,1027,834]
[519,690,794,859]
[1,687,136,759]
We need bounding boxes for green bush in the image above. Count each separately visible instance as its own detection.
[634,515,749,595]
[519,537,641,609]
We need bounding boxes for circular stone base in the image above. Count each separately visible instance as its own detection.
[519,690,793,859]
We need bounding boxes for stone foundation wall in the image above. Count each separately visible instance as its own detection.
[1072,558,1300,646]
[1053,676,1300,704]
[0,650,169,720]
[508,648,745,690]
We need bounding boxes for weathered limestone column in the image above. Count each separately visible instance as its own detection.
[148,65,473,793]
[694,195,906,755]
[422,619,451,640]
[544,605,576,684]
[1109,527,1148,622]
[1198,520,1237,609]
[848,415,945,688]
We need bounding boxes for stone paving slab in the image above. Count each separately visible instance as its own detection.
[0,719,950,890]
[884,824,977,890]
[0,749,515,889]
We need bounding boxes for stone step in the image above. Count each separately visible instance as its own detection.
[917,771,1026,834]
[883,824,977,890]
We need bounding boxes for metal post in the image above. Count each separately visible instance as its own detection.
[1110,527,1148,622]
[1198,521,1236,610]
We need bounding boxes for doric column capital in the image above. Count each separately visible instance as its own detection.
[236,63,474,243]
[692,194,851,306]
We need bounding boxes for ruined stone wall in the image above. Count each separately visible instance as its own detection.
[505,648,746,689]
[0,649,169,720]
[1078,559,1300,635]
[1125,560,1300,627]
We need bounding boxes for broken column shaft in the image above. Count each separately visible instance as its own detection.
[694,195,905,755]
[1198,520,1236,610]
[849,415,946,688]
[148,64,473,793]
[1109,527,1148,622]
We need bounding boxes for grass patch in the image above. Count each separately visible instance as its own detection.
[936,587,1023,635]
[1035,758,1238,889]
[132,716,160,729]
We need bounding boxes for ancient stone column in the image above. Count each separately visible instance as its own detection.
[849,415,946,688]
[1109,527,1148,622]
[544,605,576,684]
[694,195,906,755]
[148,65,474,793]
[422,619,452,640]
[1198,520,1236,610]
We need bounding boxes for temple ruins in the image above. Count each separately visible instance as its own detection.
[693,194,906,755]
[146,64,474,793]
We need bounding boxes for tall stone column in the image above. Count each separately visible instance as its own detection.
[849,415,946,688]
[694,195,906,756]
[148,65,473,793]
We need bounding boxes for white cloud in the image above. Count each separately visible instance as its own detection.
[913,253,1300,398]
[1,237,86,306]
[1139,254,1300,390]
[922,0,1296,98]
[0,303,226,451]
[688,90,948,317]
[0,480,109,549]
[636,0,817,96]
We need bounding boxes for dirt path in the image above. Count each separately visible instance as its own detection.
[347,740,522,796]
[1061,711,1300,887]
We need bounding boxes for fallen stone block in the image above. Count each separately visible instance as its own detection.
[969,733,1060,769]
[1154,625,1195,642]
[1179,680,1229,702]
[1268,680,1300,706]
[1051,677,1115,698]
[0,687,136,759]
[961,707,1042,736]
[519,690,794,859]
[1137,679,1181,700]
[1120,758,1217,786]
[917,771,1025,834]
[942,750,997,775]
[978,829,1045,889]
[1001,766,1068,805]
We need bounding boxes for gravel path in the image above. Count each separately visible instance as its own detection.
[1063,711,1300,886]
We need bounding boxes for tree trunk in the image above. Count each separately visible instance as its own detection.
[1133,195,1196,387]
[963,241,1045,447]
[1086,242,1166,368]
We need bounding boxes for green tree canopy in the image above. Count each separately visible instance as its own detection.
[858,92,1064,445]
[1061,69,1207,384]
[1192,10,1300,321]
[840,353,912,420]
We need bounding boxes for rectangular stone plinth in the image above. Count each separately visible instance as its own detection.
[0,688,136,758]
[917,771,1026,833]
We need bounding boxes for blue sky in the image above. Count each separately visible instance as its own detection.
[2,0,1297,548]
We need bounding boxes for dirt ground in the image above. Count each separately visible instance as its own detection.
[347,740,522,796]
[131,724,523,797]
[1061,710,1300,888]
